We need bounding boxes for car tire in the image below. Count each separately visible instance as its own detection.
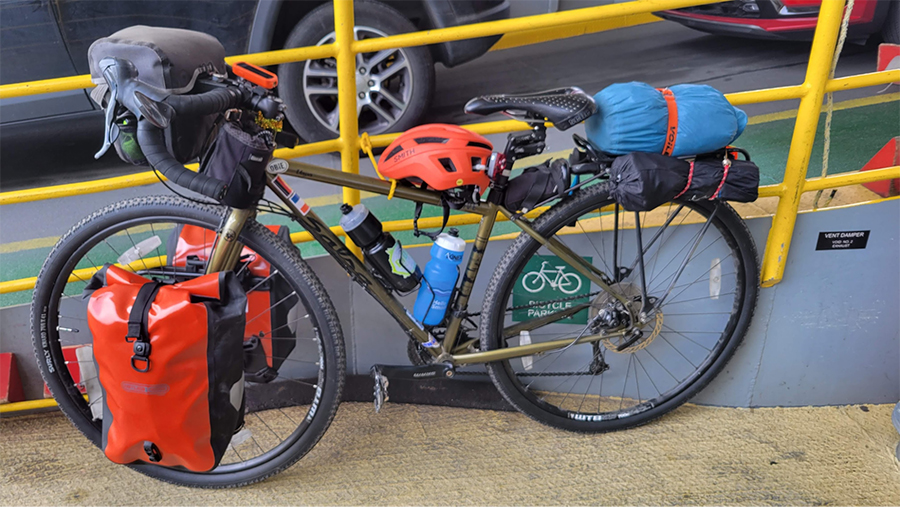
[278,0,435,143]
[882,0,900,44]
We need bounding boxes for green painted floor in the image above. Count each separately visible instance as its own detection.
[2,98,898,308]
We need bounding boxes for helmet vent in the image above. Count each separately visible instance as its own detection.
[385,144,405,160]
[438,157,457,173]
[466,141,491,150]
[414,137,449,144]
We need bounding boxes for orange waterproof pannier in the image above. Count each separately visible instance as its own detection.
[85,265,246,472]
[167,224,296,382]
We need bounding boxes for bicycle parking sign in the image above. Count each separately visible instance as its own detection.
[512,256,591,325]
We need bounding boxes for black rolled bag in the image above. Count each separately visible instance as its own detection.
[505,158,571,212]
[608,149,760,212]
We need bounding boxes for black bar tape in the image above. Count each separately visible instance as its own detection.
[163,87,242,116]
[136,119,226,200]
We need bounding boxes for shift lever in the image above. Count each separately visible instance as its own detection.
[94,58,121,159]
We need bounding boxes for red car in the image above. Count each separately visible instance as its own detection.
[658,0,899,43]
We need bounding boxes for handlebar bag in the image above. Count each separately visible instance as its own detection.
[88,25,228,163]
[585,82,748,157]
[505,159,571,212]
[199,121,275,209]
[609,150,759,212]
[84,264,246,472]
[166,224,297,383]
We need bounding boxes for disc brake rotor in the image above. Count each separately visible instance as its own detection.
[589,282,663,353]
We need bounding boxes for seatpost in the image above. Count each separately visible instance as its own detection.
[488,122,547,204]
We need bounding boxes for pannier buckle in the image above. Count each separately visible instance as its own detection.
[131,341,151,372]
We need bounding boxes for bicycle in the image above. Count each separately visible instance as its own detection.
[521,260,583,295]
[32,66,759,487]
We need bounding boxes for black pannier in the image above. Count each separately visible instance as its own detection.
[505,159,571,212]
[609,149,759,212]
[88,26,227,165]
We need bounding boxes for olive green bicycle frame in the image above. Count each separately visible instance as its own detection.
[206,160,628,367]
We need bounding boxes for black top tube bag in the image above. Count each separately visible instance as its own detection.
[88,25,228,165]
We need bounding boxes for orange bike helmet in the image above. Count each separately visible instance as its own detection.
[378,124,493,191]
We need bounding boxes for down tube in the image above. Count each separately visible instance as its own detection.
[266,178,436,349]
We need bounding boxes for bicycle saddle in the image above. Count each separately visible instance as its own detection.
[464,87,597,131]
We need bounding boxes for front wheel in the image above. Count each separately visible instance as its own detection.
[480,183,759,432]
[32,195,346,487]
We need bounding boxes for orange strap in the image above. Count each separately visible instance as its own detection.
[658,88,678,156]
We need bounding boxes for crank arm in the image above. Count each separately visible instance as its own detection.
[371,363,455,381]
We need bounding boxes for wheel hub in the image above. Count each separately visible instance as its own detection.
[355,67,378,103]
[589,282,663,353]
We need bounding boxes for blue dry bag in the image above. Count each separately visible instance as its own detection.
[585,82,748,157]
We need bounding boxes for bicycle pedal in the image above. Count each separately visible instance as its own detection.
[371,367,390,413]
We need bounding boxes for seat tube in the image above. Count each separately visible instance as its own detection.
[442,204,498,353]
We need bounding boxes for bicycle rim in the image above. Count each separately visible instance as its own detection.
[483,186,756,431]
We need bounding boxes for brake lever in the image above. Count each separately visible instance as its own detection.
[94,60,120,159]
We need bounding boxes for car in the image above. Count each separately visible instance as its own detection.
[0,0,509,185]
[657,0,899,43]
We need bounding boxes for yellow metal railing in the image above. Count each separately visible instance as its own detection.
[0,0,898,285]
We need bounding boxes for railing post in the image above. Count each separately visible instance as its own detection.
[760,0,846,288]
[334,0,363,258]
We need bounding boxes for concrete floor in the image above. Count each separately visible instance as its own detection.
[1,402,897,505]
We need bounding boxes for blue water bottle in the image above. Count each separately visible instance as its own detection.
[413,229,466,326]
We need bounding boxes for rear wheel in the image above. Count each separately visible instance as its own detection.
[481,183,758,432]
[32,196,345,487]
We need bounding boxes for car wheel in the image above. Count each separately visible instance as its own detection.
[882,0,900,44]
[278,0,435,142]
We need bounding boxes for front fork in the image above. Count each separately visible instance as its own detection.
[206,208,254,274]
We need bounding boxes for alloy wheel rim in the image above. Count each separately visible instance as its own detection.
[303,26,414,135]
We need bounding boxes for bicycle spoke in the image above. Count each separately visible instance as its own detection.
[245,291,298,326]
[657,334,698,368]
[634,352,662,396]
[643,347,680,382]
[661,324,715,352]
[619,355,634,411]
